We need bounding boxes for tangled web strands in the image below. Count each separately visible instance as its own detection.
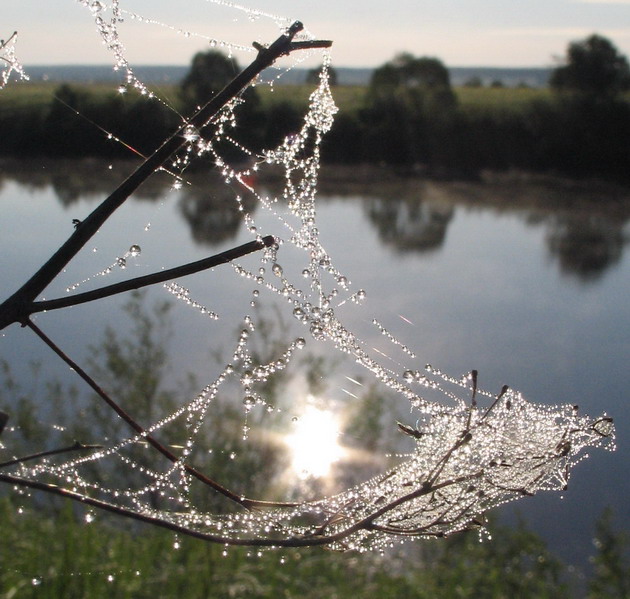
[2,1,615,551]
[10,376,615,549]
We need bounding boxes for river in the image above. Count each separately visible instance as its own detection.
[0,159,628,577]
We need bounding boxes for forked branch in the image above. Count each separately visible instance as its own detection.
[0,21,331,331]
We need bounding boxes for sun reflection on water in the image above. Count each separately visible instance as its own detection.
[285,402,345,480]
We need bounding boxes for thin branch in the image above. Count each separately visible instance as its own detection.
[0,471,474,548]
[0,441,102,469]
[24,318,297,511]
[30,235,275,315]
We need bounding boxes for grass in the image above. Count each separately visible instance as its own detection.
[0,80,548,119]
[0,496,575,599]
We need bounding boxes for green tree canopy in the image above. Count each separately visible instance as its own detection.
[179,49,262,157]
[360,53,458,167]
[179,49,260,115]
[550,34,630,100]
[369,53,455,104]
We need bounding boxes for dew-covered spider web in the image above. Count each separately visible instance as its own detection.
[0,0,615,553]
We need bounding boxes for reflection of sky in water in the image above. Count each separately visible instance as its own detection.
[0,164,628,571]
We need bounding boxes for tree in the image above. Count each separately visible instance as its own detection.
[361,53,457,167]
[368,52,456,109]
[181,50,245,110]
[550,34,630,101]
[179,49,262,150]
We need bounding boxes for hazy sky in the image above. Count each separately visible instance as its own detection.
[4,0,630,68]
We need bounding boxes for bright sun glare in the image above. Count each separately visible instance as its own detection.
[286,404,345,479]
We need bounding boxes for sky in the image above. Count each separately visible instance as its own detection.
[3,0,630,68]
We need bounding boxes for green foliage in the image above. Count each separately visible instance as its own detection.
[2,60,630,181]
[180,50,240,109]
[368,53,455,105]
[358,54,457,169]
[0,495,579,599]
[550,34,630,101]
[424,520,569,598]
[588,508,630,598]
[179,50,262,155]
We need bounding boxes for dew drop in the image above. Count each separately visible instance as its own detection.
[183,124,199,142]
[129,244,141,257]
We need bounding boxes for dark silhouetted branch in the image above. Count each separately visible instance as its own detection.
[30,235,275,315]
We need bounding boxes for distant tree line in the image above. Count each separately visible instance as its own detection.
[1,33,629,183]
[323,34,630,182]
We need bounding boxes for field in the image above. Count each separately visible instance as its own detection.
[0,79,550,118]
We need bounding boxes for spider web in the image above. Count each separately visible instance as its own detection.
[1,0,616,552]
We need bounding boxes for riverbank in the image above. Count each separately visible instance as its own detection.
[1,78,629,184]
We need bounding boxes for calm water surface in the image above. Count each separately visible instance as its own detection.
[0,160,628,574]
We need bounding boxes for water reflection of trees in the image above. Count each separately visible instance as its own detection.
[545,214,627,282]
[365,195,454,253]
[178,183,256,246]
[3,159,630,277]
[0,158,173,205]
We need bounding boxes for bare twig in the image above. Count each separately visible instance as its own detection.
[30,235,275,315]
[0,441,102,469]
[24,318,297,511]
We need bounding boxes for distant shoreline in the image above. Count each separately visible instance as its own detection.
[20,65,552,88]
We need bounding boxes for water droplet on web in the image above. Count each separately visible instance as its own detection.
[310,323,325,340]
[183,124,199,142]
[117,257,126,269]
[129,244,141,257]
[31,578,41,586]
